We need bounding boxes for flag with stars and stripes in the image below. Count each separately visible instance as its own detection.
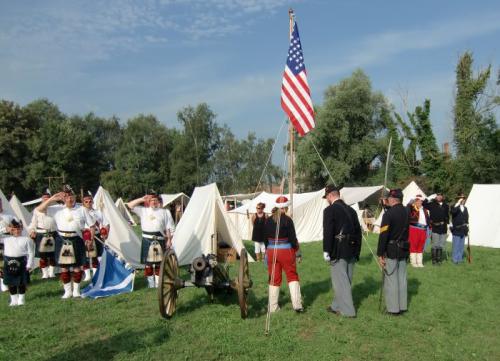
[281,21,315,136]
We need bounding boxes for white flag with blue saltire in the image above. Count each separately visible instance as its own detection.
[81,248,135,299]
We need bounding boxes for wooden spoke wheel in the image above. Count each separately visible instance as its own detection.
[237,249,251,319]
[158,249,181,319]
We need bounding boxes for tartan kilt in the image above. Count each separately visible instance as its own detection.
[3,256,30,286]
[54,235,86,267]
[140,233,164,265]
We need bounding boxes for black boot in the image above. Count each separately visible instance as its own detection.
[437,248,443,264]
[431,248,437,265]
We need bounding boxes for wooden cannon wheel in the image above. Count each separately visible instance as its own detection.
[158,249,180,319]
[237,249,251,319]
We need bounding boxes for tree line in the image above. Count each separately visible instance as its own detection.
[296,52,499,197]
[1,52,498,201]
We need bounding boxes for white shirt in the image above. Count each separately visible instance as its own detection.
[132,206,175,236]
[47,204,94,236]
[84,208,109,229]
[418,208,427,225]
[3,235,35,269]
[28,209,57,233]
[0,212,16,236]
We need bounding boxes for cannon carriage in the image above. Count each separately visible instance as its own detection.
[158,248,252,319]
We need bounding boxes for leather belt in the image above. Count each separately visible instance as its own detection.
[58,231,78,237]
[433,222,445,226]
[36,228,54,234]
[142,234,164,241]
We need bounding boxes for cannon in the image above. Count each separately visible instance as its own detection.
[158,248,252,319]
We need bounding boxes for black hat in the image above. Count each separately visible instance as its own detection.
[42,188,51,197]
[83,190,93,199]
[62,184,75,195]
[147,190,160,199]
[323,184,340,199]
[388,188,403,200]
[10,219,23,228]
[456,193,466,199]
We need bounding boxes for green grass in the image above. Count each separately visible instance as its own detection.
[1,234,500,361]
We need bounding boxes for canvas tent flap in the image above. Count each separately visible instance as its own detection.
[93,187,143,269]
[160,193,190,208]
[340,186,384,206]
[115,198,137,226]
[9,195,32,231]
[402,181,427,206]
[173,183,254,266]
[465,184,500,248]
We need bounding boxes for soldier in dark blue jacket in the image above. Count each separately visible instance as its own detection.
[377,189,409,315]
[323,185,362,317]
[450,193,469,264]
[423,193,449,265]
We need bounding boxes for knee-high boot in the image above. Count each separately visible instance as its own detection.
[288,281,303,312]
[268,285,280,313]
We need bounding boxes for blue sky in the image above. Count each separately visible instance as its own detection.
[1,0,499,163]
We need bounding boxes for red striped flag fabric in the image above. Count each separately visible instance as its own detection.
[281,21,315,136]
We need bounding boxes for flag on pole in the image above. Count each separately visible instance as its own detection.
[81,248,135,299]
[281,20,315,136]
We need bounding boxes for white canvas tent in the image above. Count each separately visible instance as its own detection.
[465,184,500,248]
[9,195,32,229]
[173,183,254,266]
[160,193,190,208]
[93,187,143,269]
[228,187,377,243]
[114,198,137,226]
[1,189,19,234]
[372,181,427,233]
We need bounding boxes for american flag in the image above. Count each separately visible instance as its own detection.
[281,21,315,136]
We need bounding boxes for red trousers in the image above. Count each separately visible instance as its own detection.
[409,225,427,253]
[266,247,299,286]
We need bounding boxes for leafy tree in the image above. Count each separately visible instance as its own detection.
[451,52,500,194]
[168,104,220,194]
[296,69,389,190]
[0,100,40,199]
[101,115,173,199]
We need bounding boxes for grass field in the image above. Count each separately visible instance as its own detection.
[1,234,500,361]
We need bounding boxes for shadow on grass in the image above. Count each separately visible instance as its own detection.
[302,278,331,308]
[47,325,170,361]
[407,277,421,307]
[352,276,379,309]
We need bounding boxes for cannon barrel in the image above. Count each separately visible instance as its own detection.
[192,256,207,272]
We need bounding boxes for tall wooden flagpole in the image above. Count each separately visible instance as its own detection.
[288,8,294,218]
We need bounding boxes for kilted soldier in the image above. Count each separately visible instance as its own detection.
[264,196,303,313]
[127,191,175,288]
[81,191,109,281]
[423,193,449,265]
[450,193,469,264]
[28,190,57,279]
[36,185,95,298]
[3,219,34,306]
[1,198,17,292]
[251,202,267,261]
[322,185,362,317]
[377,189,409,315]
[408,194,430,267]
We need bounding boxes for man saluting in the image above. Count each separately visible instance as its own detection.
[127,191,175,289]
